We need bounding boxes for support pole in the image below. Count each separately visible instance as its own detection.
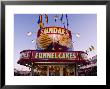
[47,65,49,76]
[30,63,34,76]
[60,65,63,76]
[75,64,78,76]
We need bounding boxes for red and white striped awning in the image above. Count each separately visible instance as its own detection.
[80,63,97,69]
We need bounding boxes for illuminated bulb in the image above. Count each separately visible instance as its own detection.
[76,33,80,38]
[27,32,32,36]
[32,40,35,43]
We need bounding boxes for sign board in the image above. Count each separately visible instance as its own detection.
[37,27,72,50]
[20,50,87,60]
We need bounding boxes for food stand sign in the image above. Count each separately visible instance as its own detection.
[20,50,88,60]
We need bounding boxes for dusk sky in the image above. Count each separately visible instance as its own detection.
[14,14,97,71]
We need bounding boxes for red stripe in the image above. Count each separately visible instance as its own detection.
[40,15,42,22]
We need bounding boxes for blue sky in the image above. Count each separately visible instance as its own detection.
[14,14,97,71]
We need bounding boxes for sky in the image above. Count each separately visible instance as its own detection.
[14,14,97,71]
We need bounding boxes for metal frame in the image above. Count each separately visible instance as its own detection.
[1,0,109,88]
